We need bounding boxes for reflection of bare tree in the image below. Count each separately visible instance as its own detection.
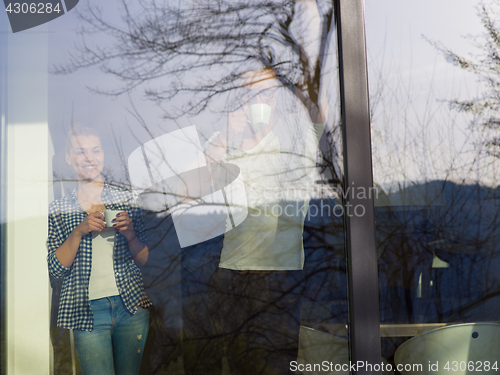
[59,0,333,117]
[49,1,347,374]
[46,0,500,371]
[58,0,342,183]
[429,3,500,158]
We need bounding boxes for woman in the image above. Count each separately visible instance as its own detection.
[47,126,151,375]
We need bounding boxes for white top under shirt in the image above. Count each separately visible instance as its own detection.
[89,228,119,300]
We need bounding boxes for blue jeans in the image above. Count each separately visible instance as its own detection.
[73,295,149,375]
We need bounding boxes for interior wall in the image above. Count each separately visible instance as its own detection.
[6,25,52,375]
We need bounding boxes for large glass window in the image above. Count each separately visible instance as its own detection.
[2,1,351,374]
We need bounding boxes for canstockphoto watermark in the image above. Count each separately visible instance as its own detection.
[253,184,379,218]
[290,360,423,373]
[261,184,380,201]
[128,126,380,247]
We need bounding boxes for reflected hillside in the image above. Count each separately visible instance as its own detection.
[376,180,500,326]
[128,179,500,372]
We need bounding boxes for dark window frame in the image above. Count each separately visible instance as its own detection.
[335,0,381,373]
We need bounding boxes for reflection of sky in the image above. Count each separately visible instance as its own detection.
[365,0,499,187]
[0,4,8,30]
[44,0,338,197]
[5,0,495,191]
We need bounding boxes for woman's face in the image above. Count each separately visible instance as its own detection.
[65,135,104,181]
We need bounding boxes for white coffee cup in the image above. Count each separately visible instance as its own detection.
[103,210,122,228]
[249,103,272,127]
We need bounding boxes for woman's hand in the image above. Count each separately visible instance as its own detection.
[75,211,106,236]
[113,211,149,266]
[112,212,136,241]
[55,210,105,268]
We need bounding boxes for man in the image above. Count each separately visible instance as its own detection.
[198,67,328,374]
[182,1,329,371]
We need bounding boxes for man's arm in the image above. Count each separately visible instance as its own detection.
[204,108,248,164]
[294,0,330,125]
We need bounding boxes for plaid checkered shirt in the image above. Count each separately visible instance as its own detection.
[47,184,152,331]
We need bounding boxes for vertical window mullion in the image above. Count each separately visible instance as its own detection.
[335,0,381,372]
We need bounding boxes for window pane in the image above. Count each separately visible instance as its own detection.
[2,1,348,373]
[367,0,500,371]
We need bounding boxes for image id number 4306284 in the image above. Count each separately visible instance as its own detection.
[443,361,498,372]
[5,2,62,14]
